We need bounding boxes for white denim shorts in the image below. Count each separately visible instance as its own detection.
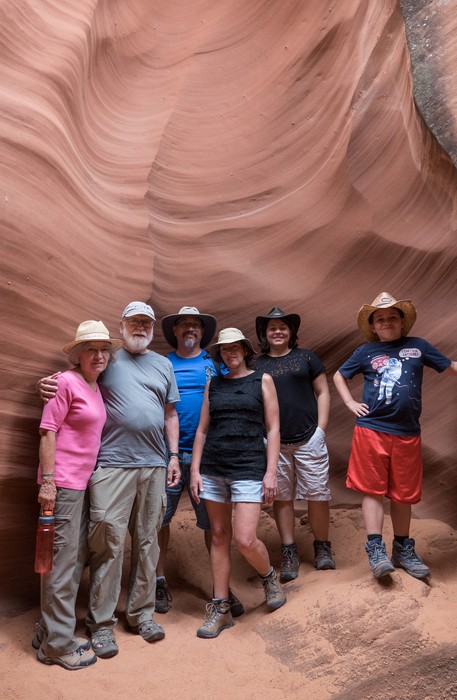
[276,427,331,501]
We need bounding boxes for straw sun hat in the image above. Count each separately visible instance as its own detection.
[210,328,255,354]
[63,320,123,354]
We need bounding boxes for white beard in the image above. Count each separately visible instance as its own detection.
[123,334,152,354]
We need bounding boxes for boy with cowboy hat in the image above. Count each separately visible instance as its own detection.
[334,292,457,580]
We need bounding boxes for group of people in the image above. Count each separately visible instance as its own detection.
[34,292,457,669]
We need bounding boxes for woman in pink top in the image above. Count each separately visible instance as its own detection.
[34,320,122,671]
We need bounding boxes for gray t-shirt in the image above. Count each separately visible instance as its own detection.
[96,348,180,468]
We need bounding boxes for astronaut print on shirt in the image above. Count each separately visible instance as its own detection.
[373,356,402,404]
[338,338,450,436]
[371,347,423,406]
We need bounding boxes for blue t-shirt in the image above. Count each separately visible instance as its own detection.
[168,350,218,451]
[338,336,451,436]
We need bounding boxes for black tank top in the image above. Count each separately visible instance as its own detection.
[200,370,267,480]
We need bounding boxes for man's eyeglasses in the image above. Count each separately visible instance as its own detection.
[125,317,154,328]
[175,320,202,329]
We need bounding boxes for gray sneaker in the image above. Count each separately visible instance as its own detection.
[91,628,119,658]
[260,568,287,611]
[313,541,336,570]
[197,600,234,639]
[391,538,430,579]
[37,643,97,670]
[32,622,91,652]
[155,578,172,614]
[365,540,395,578]
[280,543,300,581]
[129,619,165,643]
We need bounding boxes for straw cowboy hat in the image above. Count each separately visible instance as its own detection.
[161,306,217,349]
[210,328,255,354]
[357,292,417,342]
[255,307,301,341]
[63,320,123,354]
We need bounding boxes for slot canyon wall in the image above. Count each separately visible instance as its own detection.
[1,0,456,613]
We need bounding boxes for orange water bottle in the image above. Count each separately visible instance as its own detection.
[34,510,55,573]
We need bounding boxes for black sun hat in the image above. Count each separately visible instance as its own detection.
[255,307,301,341]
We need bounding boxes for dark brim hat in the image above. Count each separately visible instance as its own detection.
[255,307,301,341]
[357,292,417,342]
[161,306,217,349]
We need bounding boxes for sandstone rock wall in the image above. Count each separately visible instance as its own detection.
[1,0,456,612]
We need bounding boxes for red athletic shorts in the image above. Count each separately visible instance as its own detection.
[346,425,422,503]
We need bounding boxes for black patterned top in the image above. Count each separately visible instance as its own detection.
[255,348,325,443]
[200,370,267,481]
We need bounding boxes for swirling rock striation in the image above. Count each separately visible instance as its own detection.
[1,0,456,612]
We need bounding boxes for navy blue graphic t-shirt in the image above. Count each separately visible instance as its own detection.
[338,337,451,436]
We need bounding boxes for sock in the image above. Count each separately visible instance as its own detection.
[314,540,331,546]
[259,566,274,579]
[212,597,229,606]
[157,575,166,583]
[367,534,382,542]
[394,535,408,546]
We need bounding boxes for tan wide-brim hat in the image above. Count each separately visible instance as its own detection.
[210,327,255,355]
[63,320,123,354]
[161,306,217,349]
[357,292,417,342]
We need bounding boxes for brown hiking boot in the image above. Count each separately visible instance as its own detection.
[313,540,336,570]
[196,600,234,639]
[280,542,300,581]
[259,568,287,611]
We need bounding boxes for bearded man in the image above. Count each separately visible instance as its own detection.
[37,301,180,659]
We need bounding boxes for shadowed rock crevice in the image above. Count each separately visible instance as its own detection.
[400,0,457,166]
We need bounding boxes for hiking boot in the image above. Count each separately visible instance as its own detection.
[197,600,234,639]
[32,622,46,650]
[37,643,97,670]
[91,628,118,658]
[280,543,300,582]
[365,540,395,578]
[391,538,430,579]
[155,578,172,614]
[313,540,336,570]
[228,589,244,618]
[129,619,165,643]
[32,622,91,651]
[259,568,287,611]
